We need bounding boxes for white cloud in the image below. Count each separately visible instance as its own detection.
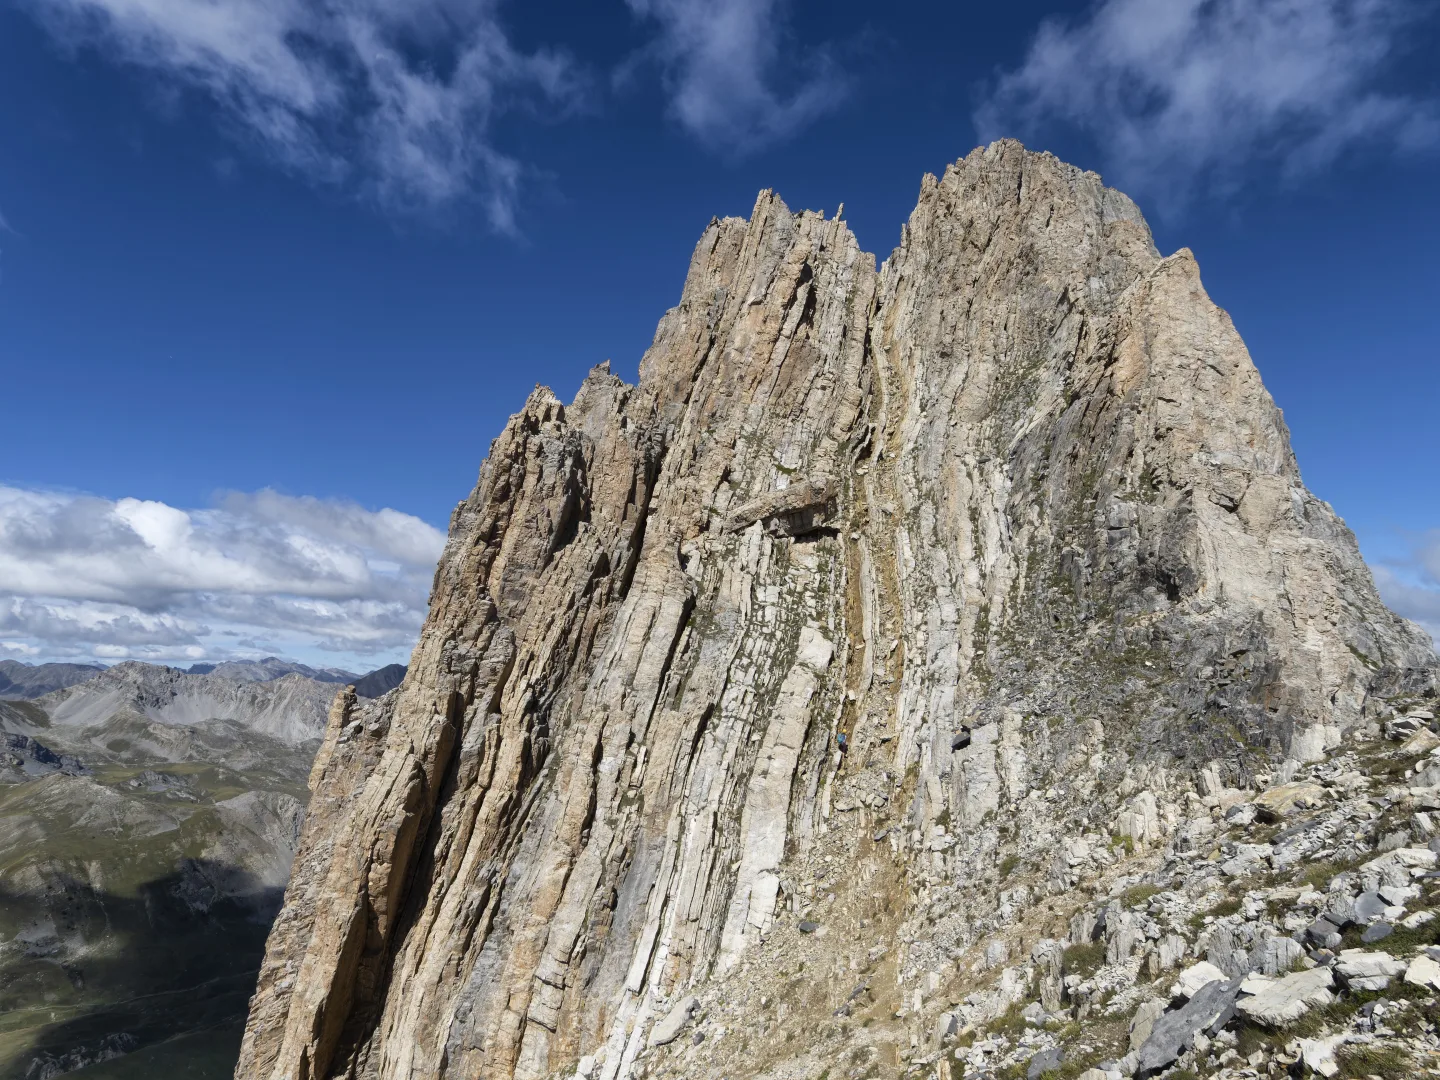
[623,0,843,152]
[975,0,1440,202]
[1374,532,1440,644]
[0,486,445,667]
[23,0,582,226]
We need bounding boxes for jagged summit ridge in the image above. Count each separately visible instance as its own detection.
[236,140,1435,1080]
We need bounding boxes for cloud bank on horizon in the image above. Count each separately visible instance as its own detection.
[0,486,445,668]
[976,0,1439,204]
[1374,535,1440,646]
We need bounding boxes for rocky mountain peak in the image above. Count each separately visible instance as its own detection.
[236,142,1436,1080]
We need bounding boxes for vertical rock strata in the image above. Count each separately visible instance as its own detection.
[237,142,1434,1080]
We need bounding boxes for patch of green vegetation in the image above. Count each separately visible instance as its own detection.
[1108,834,1135,856]
[999,854,1021,878]
[1207,896,1242,918]
[0,718,309,1078]
[1061,941,1106,979]
[1336,1043,1414,1079]
[1046,1020,1081,1041]
[1136,463,1163,503]
[1,700,49,728]
[65,1022,245,1078]
[1345,641,1380,671]
[1122,884,1161,908]
[1369,917,1440,957]
[987,1002,1029,1038]
[1264,894,1292,921]
[1288,996,1368,1039]
[1190,894,1242,930]
[1234,1021,1273,1058]
[1361,756,1419,784]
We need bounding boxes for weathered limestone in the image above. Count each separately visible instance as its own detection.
[648,996,698,1047]
[1334,950,1407,991]
[1173,961,1227,999]
[1235,967,1334,1026]
[236,142,1436,1080]
[1405,954,1440,990]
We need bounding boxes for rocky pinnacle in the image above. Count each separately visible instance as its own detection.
[235,141,1435,1080]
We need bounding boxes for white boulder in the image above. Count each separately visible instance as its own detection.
[1172,961,1227,999]
[1235,966,1334,1026]
[1334,950,1407,991]
[1405,954,1440,991]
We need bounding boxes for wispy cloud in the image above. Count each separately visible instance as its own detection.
[0,486,445,666]
[23,0,583,228]
[622,0,844,152]
[975,0,1440,203]
[1374,531,1440,644]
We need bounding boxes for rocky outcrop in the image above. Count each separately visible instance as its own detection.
[237,141,1436,1080]
[0,733,89,782]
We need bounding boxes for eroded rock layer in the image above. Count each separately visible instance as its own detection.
[237,141,1435,1080]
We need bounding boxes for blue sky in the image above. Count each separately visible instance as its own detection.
[1,0,1438,669]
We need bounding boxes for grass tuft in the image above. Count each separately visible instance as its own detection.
[1121,883,1161,908]
[1061,941,1106,979]
[1336,1043,1413,1079]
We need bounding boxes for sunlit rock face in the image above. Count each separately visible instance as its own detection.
[236,141,1435,1080]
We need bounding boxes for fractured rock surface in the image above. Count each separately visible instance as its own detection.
[236,141,1437,1080]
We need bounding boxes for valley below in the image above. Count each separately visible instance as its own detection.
[0,660,401,1079]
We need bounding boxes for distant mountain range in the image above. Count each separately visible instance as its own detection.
[182,656,359,683]
[0,656,405,701]
[0,659,106,699]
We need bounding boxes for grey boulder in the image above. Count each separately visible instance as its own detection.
[649,995,699,1047]
[1136,977,1241,1077]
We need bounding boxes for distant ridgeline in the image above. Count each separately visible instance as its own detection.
[0,656,408,700]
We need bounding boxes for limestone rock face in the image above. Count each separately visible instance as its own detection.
[236,142,1435,1080]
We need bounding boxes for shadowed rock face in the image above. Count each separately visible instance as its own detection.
[237,142,1436,1080]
